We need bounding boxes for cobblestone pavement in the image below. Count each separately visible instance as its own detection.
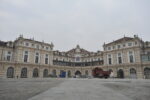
[0,78,150,100]
[0,78,65,100]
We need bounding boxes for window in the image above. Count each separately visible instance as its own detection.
[46,47,49,50]
[35,52,39,63]
[108,54,112,65]
[45,54,49,64]
[36,45,39,49]
[24,51,28,62]
[32,44,34,47]
[113,46,116,49]
[108,47,111,50]
[6,51,11,61]
[117,45,121,49]
[128,43,132,46]
[76,57,80,62]
[135,41,138,45]
[123,44,126,47]
[25,42,29,46]
[129,51,134,63]
[118,53,122,64]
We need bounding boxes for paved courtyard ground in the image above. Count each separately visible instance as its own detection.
[0,78,150,100]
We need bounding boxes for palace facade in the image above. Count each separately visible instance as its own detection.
[0,35,150,79]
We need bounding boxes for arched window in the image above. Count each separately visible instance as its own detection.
[144,68,150,79]
[7,67,14,78]
[33,68,39,78]
[130,68,137,79]
[117,69,124,78]
[43,69,48,77]
[21,68,27,78]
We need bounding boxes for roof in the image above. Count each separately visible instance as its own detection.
[0,41,7,47]
[105,37,134,46]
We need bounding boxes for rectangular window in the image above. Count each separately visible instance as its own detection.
[36,45,39,49]
[35,52,39,63]
[32,44,34,47]
[113,46,116,50]
[128,43,132,46]
[123,44,126,47]
[108,47,111,50]
[117,45,121,49]
[118,53,122,64]
[6,51,11,61]
[76,57,80,62]
[108,54,112,65]
[24,51,28,62]
[46,47,49,50]
[129,51,134,63]
[45,54,49,64]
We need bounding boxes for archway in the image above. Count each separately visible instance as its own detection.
[85,70,88,76]
[144,68,150,79]
[7,67,14,78]
[33,68,39,78]
[59,70,66,78]
[67,70,71,78]
[52,69,57,77]
[75,70,81,78]
[117,69,124,78]
[21,68,27,78]
[130,68,137,79]
[43,69,48,77]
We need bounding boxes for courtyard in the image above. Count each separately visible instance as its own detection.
[0,78,150,100]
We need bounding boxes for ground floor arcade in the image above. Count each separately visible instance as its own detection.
[0,63,150,79]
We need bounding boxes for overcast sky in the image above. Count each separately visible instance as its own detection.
[0,0,150,51]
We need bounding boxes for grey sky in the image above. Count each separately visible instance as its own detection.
[0,0,150,52]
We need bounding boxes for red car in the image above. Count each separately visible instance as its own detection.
[92,67,111,78]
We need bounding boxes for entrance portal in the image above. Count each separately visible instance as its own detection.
[117,69,124,78]
[75,70,81,78]
[144,68,150,79]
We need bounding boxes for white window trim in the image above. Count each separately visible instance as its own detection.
[128,51,135,63]
[35,52,40,64]
[128,42,133,47]
[45,54,49,64]
[5,51,12,61]
[117,52,122,64]
[23,50,29,63]
[107,54,113,65]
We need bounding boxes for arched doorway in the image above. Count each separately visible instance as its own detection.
[21,68,27,78]
[43,69,48,78]
[59,70,66,78]
[52,69,57,77]
[75,70,81,78]
[144,68,150,79]
[33,68,39,78]
[117,69,124,78]
[85,70,88,77]
[7,67,14,78]
[67,70,71,78]
[130,68,137,79]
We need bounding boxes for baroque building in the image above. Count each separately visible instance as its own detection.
[0,35,150,79]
